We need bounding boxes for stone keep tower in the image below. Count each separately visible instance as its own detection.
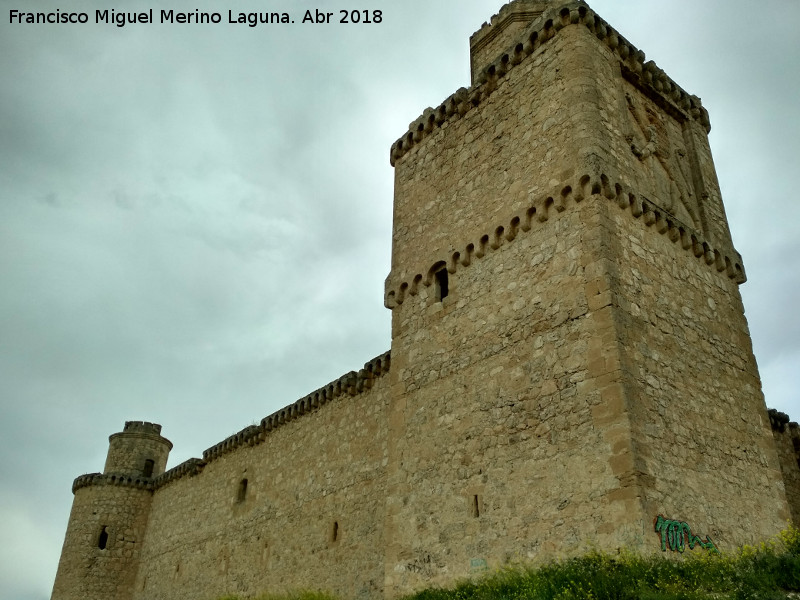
[51,422,172,600]
[382,0,788,594]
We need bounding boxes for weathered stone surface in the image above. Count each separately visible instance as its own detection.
[770,410,800,524]
[51,2,796,600]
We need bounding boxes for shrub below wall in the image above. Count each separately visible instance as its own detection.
[218,527,800,600]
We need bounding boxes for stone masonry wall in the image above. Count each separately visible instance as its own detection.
[383,10,789,597]
[596,187,788,546]
[770,411,800,525]
[104,424,172,478]
[586,36,738,265]
[574,24,789,545]
[385,197,645,597]
[51,484,152,600]
[51,4,799,600]
[469,1,547,85]
[388,25,605,300]
[130,372,391,600]
[384,23,650,597]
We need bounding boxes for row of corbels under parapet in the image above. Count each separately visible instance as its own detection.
[72,472,156,494]
[200,350,390,464]
[259,350,390,431]
[384,173,745,310]
[153,458,205,488]
[471,0,548,42]
[72,352,392,493]
[72,459,205,493]
[390,2,709,167]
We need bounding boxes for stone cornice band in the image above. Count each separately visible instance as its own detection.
[384,172,746,310]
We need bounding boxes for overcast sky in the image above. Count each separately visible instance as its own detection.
[1,1,798,598]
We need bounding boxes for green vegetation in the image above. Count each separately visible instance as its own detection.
[407,527,800,600]
[218,526,800,600]
[218,593,339,600]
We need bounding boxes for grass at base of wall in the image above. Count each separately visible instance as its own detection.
[218,526,800,600]
[218,593,338,600]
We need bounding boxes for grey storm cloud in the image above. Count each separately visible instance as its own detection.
[1,1,798,598]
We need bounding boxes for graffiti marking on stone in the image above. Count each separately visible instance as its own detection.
[654,515,718,554]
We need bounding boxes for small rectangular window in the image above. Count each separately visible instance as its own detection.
[143,459,154,478]
[98,526,108,549]
[435,268,449,301]
[472,495,480,518]
[237,478,248,503]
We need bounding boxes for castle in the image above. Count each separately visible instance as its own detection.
[51,1,800,599]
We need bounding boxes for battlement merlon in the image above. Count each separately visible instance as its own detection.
[122,420,164,436]
[108,423,173,450]
[769,408,797,434]
[769,408,800,525]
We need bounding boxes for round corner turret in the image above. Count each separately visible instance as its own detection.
[52,421,167,599]
[103,421,172,478]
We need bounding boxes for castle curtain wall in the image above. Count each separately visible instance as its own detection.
[130,374,391,600]
[770,419,800,524]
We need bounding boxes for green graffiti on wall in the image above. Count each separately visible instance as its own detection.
[470,558,488,573]
[654,515,718,554]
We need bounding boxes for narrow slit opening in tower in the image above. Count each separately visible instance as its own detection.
[435,268,449,301]
[143,458,154,478]
[332,521,339,542]
[237,478,248,503]
[472,495,480,518]
[98,526,108,550]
